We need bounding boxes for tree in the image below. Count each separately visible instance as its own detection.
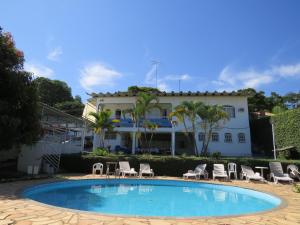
[197,105,229,155]
[55,101,85,117]
[170,101,204,155]
[34,77,73,106]
[266,92,285,111]
[284,92,300,104]
[123,92,161,153]
[127,86,160,94]
[272,105,287,114]
[88,106,118,148]
[136,92,161,152]
[0,27,41,150]
[237,88,268,112]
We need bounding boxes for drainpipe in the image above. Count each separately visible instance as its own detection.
[271,122,276,160]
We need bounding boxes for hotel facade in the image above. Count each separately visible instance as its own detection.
[83,91,252,156]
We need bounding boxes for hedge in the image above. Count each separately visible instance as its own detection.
[60,154,300,177]
[272,108,300,154]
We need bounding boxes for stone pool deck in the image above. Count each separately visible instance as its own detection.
[0,174,299,225]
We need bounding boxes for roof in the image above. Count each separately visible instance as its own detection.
[89,91,246,98]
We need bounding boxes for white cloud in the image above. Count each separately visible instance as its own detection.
[271,63,300,77]
[214,62,300,90]
[165,74,191,81]
[47,47,63,61]
[24,63,54,78]
[80,63,122,91]
[144,65,193,92]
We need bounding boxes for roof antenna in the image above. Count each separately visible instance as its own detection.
[151,60,160,89]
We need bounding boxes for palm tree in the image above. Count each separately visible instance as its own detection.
[124,92,161,153]
[197,105,229,155]
[89,105,118,149]
[169,101,204,155]
[144,121,159,150]
[136,92,161,152]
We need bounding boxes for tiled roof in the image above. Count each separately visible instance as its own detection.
[89,91,246,98]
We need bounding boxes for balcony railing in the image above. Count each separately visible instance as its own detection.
[111,118,172,128]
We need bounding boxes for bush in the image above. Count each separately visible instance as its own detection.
[272,108,300,157]
[277,147,299,160]
[91,148,110,156]
[60,154,300,177]
[211,151,221,160]
[293,184,300,193]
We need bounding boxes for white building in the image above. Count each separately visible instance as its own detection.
[83,91,251,156]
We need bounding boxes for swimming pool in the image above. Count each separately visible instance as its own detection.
[22,179,281,217]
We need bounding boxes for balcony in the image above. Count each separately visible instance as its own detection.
[112,118,172,128]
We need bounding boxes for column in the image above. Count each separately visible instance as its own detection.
[132,131,136,154]
[171,131,175,156]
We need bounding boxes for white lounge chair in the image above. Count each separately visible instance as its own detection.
[269,162,294,184]
[139,163,154,177]
[287,164,300,181]
[119,161,138,177]
[183,164,208,179]
[241,165,265,182]
[213,164,228,181]
[92,163,103,175]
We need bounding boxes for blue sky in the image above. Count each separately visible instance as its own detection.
[1,0,300,101]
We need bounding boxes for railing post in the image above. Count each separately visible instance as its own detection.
[171,131,175,156]
[132,131,136,154]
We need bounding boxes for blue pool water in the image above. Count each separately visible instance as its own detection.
[23,179,281,217]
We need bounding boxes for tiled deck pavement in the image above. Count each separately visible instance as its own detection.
[0,174,299,225]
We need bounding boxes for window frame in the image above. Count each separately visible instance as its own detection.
[224,133,233,143]
[198,132,205,142]
[223,105,236,118]
[238,132,246,143]
[211,132,219,142]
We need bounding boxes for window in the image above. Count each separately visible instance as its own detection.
[238,133,246,143]
[223,105,235,118]
[211,133,219,142]
[162,109,168,118]
[115,109,121,119]
[198,132,205,141]
[224,133,232,143]
[238,108,245,113]
[105,132,117,140]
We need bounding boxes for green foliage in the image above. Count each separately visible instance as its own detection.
[60,154,300,177]
[272,108,300,156]
[127,86,160,94]
[92,148,110,156]
[198,104,229,155]
[33,77,84,117]
[293,184,300,193]
[284,92,300,104]
[33,77,73,106]
[55,100,84,117]
[0,27,41,150]
[211,151,222,160]
[89,106,116,148]
[170,101,228,156]
[272,105,287,114]
[237,89,286,113]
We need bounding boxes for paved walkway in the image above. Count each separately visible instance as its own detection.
[0,174,299,225]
